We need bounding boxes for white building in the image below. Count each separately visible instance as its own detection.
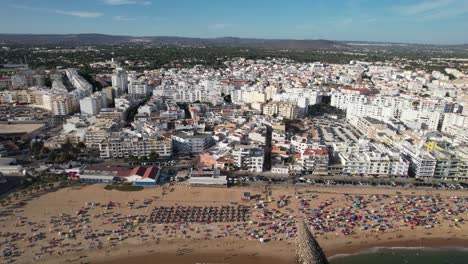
[172,131,214,154]
[232,145,264,172]
[188,168,227,186]
[398,142,436,178]
[112,68,128,95]
[80,92,107,116]
[99,133,172,159]
[400,109,441,131]
[263,102,299,119]
[128,79,150,95]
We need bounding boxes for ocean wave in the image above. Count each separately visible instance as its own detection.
[329,246,468,260]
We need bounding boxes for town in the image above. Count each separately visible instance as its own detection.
[0,50,467,187]
[0,43,468,264]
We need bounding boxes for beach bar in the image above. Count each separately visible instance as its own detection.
[188,168,227,186]
[78,172,116,184]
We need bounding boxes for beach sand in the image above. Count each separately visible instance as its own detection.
[1,184,468,264]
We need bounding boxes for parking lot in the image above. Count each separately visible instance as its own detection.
[0,104,52,122]
[307,117,361,146]
[226,173,468,191]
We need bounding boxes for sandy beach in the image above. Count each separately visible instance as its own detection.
[1,183,468,263]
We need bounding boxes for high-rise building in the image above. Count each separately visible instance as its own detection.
[79,92,107,116]
[111,68,128,95]
[128,79,150,95]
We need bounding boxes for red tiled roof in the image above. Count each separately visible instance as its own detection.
[142,166,159,179]
[304,148,328,156]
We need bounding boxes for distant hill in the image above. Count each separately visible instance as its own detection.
[0,33,344,49]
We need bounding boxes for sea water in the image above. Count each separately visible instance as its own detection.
[330,247,468,264]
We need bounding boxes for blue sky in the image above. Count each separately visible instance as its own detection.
[1,0,468,44]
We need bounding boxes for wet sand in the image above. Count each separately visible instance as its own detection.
[94,238,468,264]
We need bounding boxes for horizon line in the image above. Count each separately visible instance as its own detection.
[0,32,467,46]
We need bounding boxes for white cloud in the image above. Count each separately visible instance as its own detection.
[398,0,454,16]
[55,10,103,18]
[209,24,232,30]
[396,0,468,21]
[114,15,137,21]
[102,0,151,5]
[11,5,102,18]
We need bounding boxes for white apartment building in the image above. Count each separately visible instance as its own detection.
[442,126,468,145]
[79,92,107,116]
[65,68,93,94]
[442,113,468,132]
[400,109,441,131]
[232,145,264,172]
[331,93,369,110]
[112,68,128,95]
[335,142,409,177]
[398,142,437,178]
[271,88,321,115]
[42,93,73,116]
[298,148,329,175]
[85,127,109,148]
[419,99,455,113]
[432,149,468,179]
[346,103,396,121]
[128,79,150,95]
[99,134,172,159]
[172,131,214,154]
[339,150,409,177]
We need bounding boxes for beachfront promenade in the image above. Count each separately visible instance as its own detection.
[296,218,329,264]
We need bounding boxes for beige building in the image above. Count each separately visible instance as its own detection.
[99,134,173,159]
[263,102,299,119]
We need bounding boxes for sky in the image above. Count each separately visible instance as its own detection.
[1,0,468,44]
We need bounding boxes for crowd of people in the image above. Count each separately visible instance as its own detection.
[297,191,466,238]
[1,186,468,263]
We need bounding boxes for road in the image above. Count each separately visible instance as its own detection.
[0,176,23,198]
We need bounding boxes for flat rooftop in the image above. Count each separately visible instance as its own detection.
[0,123,45,134]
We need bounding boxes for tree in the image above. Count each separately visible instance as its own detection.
[148,151,159,162]
[31,142,44,156]
[57,153,72,163]
[40,147,50,155]
[47,152,57,162]
[223,94,232,103]
[447,73,456,80]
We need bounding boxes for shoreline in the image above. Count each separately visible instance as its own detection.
[39,237,468,264]
[327,237,468,260]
